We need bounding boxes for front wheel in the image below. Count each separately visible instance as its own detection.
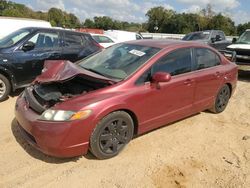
[90,111,134,159]
[210,84,231,113]
[0,74,11,102]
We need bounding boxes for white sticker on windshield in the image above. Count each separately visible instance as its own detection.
[203,31,210,34]
[129,49,146,57]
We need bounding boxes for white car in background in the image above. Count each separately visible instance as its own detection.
[90,33,117,48]
[0,17,51,39]
[104,30,143,43]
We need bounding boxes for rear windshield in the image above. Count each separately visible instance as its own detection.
[0,28,31,48]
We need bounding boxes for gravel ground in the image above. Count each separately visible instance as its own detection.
[0,72,250,188]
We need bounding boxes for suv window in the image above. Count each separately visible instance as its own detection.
[64,33,83,47]
[218,31,225,40]
[153,48,192,76]
[28,32,59,49]
[195,48,221,70]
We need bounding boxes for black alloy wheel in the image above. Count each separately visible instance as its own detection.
[90,111,134,159]
[211,84,231,113]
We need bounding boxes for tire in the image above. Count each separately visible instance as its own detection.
[90,111,134,159]
[210,84,231,113]
[0,74,11,102]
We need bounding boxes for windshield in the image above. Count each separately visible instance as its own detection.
[183,31,210,41]
[0,28,31,48]
[237,31,250,44]
[79,43,160,80]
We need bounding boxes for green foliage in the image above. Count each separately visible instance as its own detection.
[0,0,80,28]
[0,0,249,35]
[207,14,236,35]
[146,6,174,32]
[83,16,143,32]
[145,5,239,35]
[237,22,250,35]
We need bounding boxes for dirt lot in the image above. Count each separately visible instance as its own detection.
[1,72,250,188]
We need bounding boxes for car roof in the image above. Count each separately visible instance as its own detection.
[186,30,224,35]
[21,27,89,35]
[124,39,210,49]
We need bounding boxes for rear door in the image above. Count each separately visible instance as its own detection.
[62,31,84,62]
[192,48,224,111]
[61,32,101,62]
[13,30,62,85]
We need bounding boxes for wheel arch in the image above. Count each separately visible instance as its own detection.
[94,107,139,136]
[225,82,232,97]
[120,109,139,136]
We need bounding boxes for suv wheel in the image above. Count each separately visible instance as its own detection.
[0,74,11,102]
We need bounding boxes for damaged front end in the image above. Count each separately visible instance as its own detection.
[22,60,114,114]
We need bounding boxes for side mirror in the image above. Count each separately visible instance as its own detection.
[211,38,216,43]
[215,35,221,41]
[152,72,171,83]
[22,41,35,52]
[232,38,237,43]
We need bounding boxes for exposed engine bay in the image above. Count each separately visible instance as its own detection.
[24,75,111,114]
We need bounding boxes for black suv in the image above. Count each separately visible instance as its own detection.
[0,27,102,101]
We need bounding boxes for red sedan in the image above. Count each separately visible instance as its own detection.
[15,40,237,159]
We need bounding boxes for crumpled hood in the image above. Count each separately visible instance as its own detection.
[35,60,113,84]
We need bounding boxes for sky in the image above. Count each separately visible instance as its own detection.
[12,0,250,25]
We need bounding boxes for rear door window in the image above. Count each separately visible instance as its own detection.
[194,48,221,70]
[153,48,192,76]
[64,33,83,47]
[218,31,225,40]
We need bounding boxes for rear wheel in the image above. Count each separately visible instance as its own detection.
[0,74,10,102]
[210,84,230,113]
[90,111,134,159]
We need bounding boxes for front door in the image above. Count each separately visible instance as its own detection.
[132,48,196,132]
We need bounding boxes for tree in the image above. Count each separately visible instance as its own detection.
[208,14,236,35]
[237,22,250,35]
[48,8,64,27]
[146,6,175,33]
[83,18,95,28]
[93,16,114,30]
